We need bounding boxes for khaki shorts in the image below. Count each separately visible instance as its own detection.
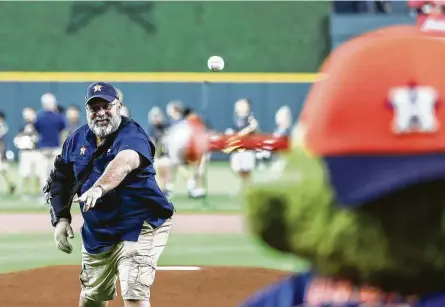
[80,219,172,302]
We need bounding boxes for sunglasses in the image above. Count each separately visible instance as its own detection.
[86,102,118,113]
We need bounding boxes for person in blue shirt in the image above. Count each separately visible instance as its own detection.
[225,98,259,184]
[45,82,174,307]
[35,93,66,202]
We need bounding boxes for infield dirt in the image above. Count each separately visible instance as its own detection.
[0,265,289,307]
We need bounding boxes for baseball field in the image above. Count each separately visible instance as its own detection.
[0,162,307,307]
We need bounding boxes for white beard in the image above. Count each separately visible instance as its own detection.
[88,114,121,138]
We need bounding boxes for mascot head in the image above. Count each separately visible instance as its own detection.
[245,25,445,296]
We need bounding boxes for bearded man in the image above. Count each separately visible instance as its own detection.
[44,81,174,307]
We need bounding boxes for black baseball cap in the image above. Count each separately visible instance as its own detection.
[85,82,120,105]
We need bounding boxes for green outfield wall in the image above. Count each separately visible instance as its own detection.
[0,1,330,72]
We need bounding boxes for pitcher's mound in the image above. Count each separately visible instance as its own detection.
[0,265,290,307]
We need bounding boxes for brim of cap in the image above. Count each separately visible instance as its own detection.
[324,153,445,207]
[85,94,116,105]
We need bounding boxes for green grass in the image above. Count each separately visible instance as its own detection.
[0,232,309,274]
[0,161,245,214]
[0,160,310,275]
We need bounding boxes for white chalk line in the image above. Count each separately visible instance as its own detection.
[157,266,202,271]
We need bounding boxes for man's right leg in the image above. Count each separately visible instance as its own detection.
[79,245,119,307]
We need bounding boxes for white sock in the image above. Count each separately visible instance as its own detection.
[187,179,196,191]
[165,183,174,192]
[190,188,207,197]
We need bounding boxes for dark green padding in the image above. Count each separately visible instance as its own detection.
[0,2,330,72]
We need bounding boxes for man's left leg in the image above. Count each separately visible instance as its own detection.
[118,219,172,307]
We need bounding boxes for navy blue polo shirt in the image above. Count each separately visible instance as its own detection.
[241,272,445,307]
[61,119,174,254]
[35,110,66,148]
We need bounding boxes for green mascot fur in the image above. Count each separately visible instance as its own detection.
[240,25,445,307]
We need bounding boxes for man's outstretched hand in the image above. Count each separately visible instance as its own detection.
[73,186,104,212]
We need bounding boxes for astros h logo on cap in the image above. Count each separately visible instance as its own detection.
[298,25,445,206]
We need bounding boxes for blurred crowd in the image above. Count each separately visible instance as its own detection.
[333,0,393,14]
[333,0,445,16]
[0,90,293,203]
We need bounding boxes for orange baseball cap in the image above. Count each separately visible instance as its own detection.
[301,25,445,205]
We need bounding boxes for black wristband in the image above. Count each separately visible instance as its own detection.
[96,185,105,197]
[50,204,72,227]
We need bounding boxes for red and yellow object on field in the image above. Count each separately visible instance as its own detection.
[208,134,290,153]
[176,112,290,164]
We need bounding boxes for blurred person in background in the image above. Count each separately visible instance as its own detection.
[35,92,66,203]
[163,104,211,198]
[147,106,174,198]
[273,105,292,138]
[410,0,445,15]
[117,88,123,102]
[225,98,259,185]
[116,88,131,118]
[0,111,16,194]
[60,105,82,142]
[14,107,39,199]
[56,104,66,115]
[166,100,184,125]
[256,105,292,171]
[66,105,81,134]
[121,105,131,118]
[164,100,191,190]
[333,0,392,13]
[409,0,445,28]
[180,107,209,199]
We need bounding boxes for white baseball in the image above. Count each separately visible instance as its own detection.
[207,56,225,71]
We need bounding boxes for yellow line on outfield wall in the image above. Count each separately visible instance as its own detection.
[0,72,321,83]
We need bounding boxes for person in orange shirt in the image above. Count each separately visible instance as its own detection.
[182,108,209,198]
[164,107,210,199]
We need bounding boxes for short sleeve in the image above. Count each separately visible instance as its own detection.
[34,113,42,132]
[116,136,153,165]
